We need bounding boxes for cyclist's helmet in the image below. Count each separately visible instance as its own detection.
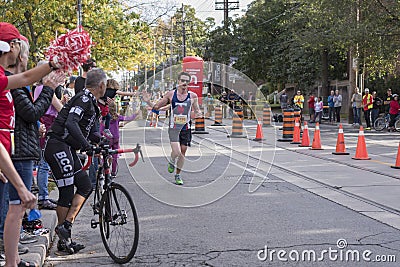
[393,94,398,97]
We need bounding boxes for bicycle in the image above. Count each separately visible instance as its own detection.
[374,113,400,131]
[82,141,144,264]
[373,113,390,131]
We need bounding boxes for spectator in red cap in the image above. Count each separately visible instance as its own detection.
[0,22,60,92]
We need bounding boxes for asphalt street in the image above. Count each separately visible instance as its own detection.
[45,118,400,267]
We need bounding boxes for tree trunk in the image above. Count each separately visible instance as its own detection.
[348,48,357,124]
[321,49,329,98]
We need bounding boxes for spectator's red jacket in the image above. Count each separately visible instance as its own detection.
[389,100,400,115]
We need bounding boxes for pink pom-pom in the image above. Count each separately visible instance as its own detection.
[45,27,93,73]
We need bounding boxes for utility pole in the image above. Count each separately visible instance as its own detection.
[215,0,239,29]
[170,18,174,89]
[181,4,186,58]
[177,4,190,58]
[77,0,83,75]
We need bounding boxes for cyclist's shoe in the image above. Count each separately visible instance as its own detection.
[175,174,183,185]
[103,129,113,139]
[55,224,71,241]
[57,239,85,254]
[167,162,175,173]
[365,127,371,130]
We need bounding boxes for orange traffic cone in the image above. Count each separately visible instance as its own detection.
[332,124,349,155]
[310,122,323,150]
[291,117,301,144]
[391,142,400,169]
[352,126,371,160]
[253,119,264,141]
[299,121,311,147]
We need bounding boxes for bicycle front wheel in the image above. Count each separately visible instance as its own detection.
[373,117,386,131]
[99,182,139,264]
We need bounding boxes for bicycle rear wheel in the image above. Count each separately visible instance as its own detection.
[373,117,386,131]
[395,118,400,132]
[99,182,139,264]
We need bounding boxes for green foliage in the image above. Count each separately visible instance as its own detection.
[205,0,400,94]
[0,0,149,70]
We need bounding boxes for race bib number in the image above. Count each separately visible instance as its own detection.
[174,115,187,125]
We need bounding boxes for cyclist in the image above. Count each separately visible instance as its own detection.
[142,71,202,185]
[388,94,400,132]
[44,68,106,254]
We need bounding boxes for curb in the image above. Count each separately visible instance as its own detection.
[21,209,57,267]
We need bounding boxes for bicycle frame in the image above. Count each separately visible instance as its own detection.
[81,142,143,263]
[82,143,143,213]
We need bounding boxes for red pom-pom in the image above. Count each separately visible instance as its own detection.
[45,27,93,73]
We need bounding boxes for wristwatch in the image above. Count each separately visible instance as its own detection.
[48,61,58,71]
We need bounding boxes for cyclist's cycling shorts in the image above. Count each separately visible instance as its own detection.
[44,138,82,187]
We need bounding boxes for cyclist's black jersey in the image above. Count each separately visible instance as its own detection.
[48,89,100,150]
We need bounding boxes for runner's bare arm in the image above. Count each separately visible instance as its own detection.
[117,90,136,97]
[142,91,171,110]
[190,92,203,117]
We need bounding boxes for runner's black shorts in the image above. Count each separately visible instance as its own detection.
[168,128,191,146]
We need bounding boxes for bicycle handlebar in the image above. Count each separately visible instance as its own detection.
[81,143,144,171]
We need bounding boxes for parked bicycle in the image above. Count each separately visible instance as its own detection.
[374,113,400,131]
[82,141,144,264]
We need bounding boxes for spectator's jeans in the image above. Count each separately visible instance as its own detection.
[228,105,234,118]
[314,111,322,123]
[309,108,314,121]
[222,105,227,118]
[10,160,34,205]
[353,107,361,124]
[328,107,335,122]
[364,109,372,128]
[371,108,379,125]
[0,182,9,239]
[37,156,50,201]
[335,106,341,122]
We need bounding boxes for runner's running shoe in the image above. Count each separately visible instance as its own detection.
[175,174,183,185]
[168,162,175,173]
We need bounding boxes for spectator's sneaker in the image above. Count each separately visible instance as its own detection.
[103,129,113,139]
[38,199,57,210]
[365,127,371,130]
[20,231,38,244]
[167,162,175,173]
[0,239,29,255]
[22,219,43,233]
[175,174,183,185]
[18,243,29,255]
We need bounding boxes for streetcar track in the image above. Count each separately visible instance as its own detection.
[205,122,400,180]
[190,125,400,218]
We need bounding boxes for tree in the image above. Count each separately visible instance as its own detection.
[0,0,150,70]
